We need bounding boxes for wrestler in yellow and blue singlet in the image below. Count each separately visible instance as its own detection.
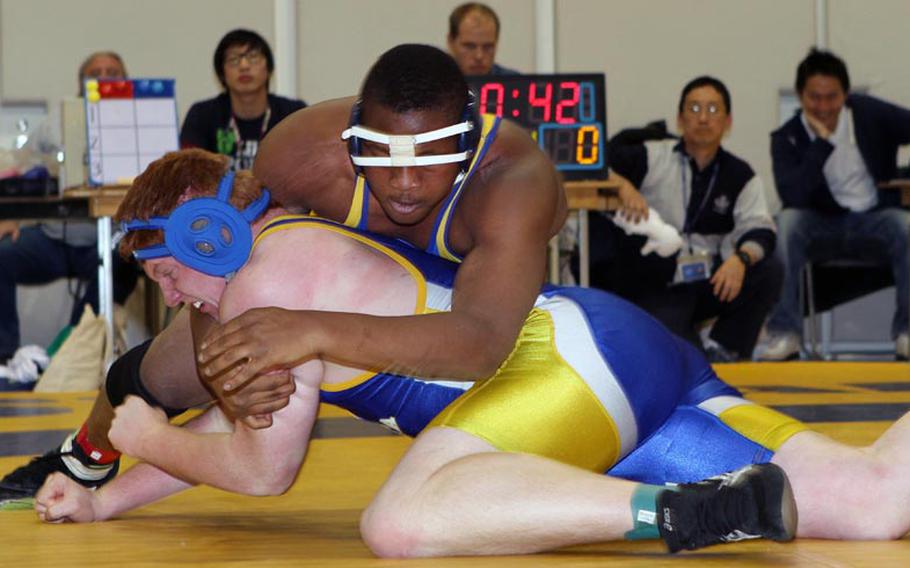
[255,213,808,485]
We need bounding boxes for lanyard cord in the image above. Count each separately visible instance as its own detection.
[679,154,719,236]
[228,106,272,152]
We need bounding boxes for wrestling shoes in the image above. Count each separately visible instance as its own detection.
[657,463,798,553]
[0,438,119,501]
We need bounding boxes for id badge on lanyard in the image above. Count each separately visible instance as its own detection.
[228,107,271,166]
[673,156,717,285]
[673,252,712,284]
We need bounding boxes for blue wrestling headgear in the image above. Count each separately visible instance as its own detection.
[121,171,270,278]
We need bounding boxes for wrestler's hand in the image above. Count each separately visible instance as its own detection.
[109,396,169,460]
[710,256,745,303]
[207,369,296,429]
[35,472,99,523]
[198,307,313,394]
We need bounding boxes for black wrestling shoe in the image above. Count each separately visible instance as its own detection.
[0,443,119,501]
[657,463,798,553]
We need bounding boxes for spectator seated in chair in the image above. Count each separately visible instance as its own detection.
[761,49,910,361]
[589,76,781,362]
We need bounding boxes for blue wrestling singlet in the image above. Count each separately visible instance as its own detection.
[342,114,501,262]
[255,216,807,485]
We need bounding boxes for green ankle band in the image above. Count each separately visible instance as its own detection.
[624,484,672,541]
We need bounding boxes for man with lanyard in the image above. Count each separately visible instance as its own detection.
[180,28,306,171]
[604,76,781,362]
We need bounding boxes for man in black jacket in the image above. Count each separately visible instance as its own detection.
[762,49,910,361]
[180,29,306,171]
[604,77,780,362]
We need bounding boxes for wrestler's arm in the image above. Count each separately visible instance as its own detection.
[112,377,320,496]
[200,124,563,382]
[115,278,324,496]
[36,405,232,523]
[35,288,325,523]
[37,382,317,522]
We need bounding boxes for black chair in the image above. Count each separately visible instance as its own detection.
[802,260,894,359]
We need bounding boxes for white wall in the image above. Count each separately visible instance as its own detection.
[829,0,910,109]
[296,0,536,103]
[0,0,275,133]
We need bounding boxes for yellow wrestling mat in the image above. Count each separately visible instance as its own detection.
[1,361,909,566]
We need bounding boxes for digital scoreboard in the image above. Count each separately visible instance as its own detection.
[466,74,607,180]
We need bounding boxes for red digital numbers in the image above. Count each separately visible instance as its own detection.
[555,82,579,124]
[480,83,505,117]
[528,82,552,122]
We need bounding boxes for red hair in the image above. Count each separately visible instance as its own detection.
[116,149,269,258]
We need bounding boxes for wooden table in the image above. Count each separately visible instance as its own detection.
[552,179,621,286]
[880,178,910,205]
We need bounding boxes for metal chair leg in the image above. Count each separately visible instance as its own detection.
[804,263,820,360]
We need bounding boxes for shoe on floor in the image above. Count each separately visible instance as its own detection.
[757,333,801,362]
[704,338,739,363]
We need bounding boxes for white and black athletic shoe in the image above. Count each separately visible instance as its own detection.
[0,438,119,502]
[657,463,798,553]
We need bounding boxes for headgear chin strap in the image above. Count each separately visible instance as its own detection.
[121,171,270,278]
[341,121,475,167]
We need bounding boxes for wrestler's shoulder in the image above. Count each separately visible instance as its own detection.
[472,121,560,201]
[274,96,356,138]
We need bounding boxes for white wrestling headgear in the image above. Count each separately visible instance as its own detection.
[341,121,475,167]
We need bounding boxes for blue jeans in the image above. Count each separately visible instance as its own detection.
[766,207,910,339]
[0,226,98,359]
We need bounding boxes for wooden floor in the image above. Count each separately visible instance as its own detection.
[3,361,910,567]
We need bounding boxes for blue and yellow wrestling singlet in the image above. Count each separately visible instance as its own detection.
[255,216,808,485]
[343,114,501,262]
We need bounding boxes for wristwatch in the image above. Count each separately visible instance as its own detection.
[734,250,752,268]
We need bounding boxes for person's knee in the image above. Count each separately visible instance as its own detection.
[774,209,817,264]
[360,496,425,558]
[752,254,784,284]
[853,459,910,540]
[878,209,910,247]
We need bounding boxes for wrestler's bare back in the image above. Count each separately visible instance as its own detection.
[219,223,421,388]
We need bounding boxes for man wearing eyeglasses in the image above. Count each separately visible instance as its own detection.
[600,76,781,362]
[180,29,306,171]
